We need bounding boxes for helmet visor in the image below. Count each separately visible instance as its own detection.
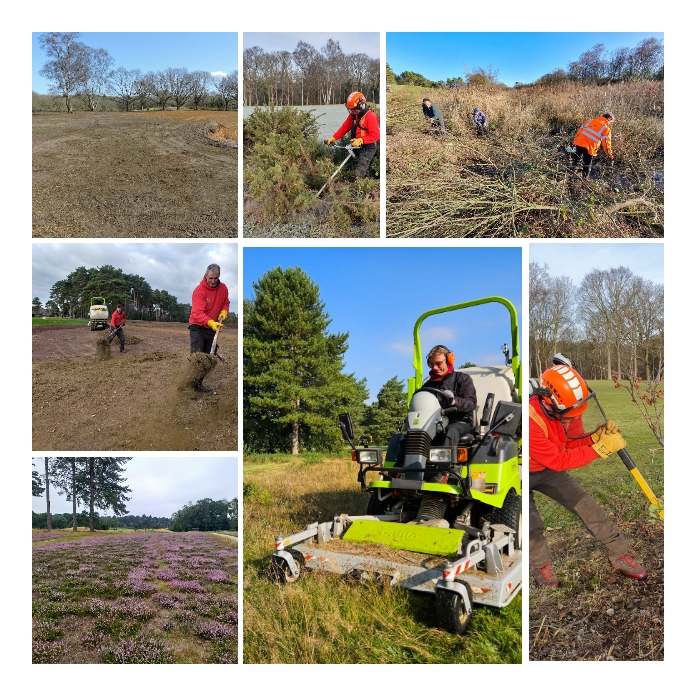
[560,392,608,440]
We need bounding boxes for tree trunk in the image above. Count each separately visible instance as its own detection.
[89,456,95,532]
[45,457,52,532]
[71,457,77,532]
[606,343,612,380]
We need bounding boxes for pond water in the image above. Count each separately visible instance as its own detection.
[243,104,358,142]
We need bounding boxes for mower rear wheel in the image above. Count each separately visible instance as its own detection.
[436,583,473,635]
[481,490,522,550]
[269,549,305,584]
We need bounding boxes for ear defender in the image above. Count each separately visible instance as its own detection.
[427,346,455,367]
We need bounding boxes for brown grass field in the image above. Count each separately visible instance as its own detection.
[387,82,663,238]
[33,110,238,238]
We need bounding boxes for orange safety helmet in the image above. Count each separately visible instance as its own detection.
[540,365,591,418]
[346,91,366,110]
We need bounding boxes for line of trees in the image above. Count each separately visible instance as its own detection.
[33,457,131,533]
[36,32,237,113]
[170,498,238,532]
[388,38,663,91]
[45,265,192,323]
[529,262,663,381]
[536,38,663,86]
[243,40,379,107]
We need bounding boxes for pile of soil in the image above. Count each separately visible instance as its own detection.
[95,339,111,361]
[177,352,218,390]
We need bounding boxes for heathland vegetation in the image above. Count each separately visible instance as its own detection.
[387,39,663,238]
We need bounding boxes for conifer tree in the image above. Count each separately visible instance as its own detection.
[244,266,368,453]
[362,376,407,446]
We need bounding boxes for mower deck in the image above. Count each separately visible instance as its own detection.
[273,514,522,609]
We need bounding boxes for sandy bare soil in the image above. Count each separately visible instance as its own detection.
[32,321,237,451]
[33,111,238,238]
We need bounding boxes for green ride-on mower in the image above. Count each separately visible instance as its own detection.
[270,298,523,634]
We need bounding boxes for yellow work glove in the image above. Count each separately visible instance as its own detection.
[592,431,626,458]
[590,419,620,443]
[218,310,228,322]
[350,138,363,147]
[207,320,222,332]
[324,137,336,146]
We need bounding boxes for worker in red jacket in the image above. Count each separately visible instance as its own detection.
[571,113,614,178]
[529,362,647,586]
[189,263,230,393]
[324,91,379,179]
[108,303,127,353]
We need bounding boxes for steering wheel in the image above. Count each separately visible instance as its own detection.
[413,387,455,404]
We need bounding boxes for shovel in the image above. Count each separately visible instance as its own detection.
[317,144,358,197]
[210,323,225,362]
[105,323,125,343]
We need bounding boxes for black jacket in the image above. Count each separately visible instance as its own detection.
[422,370,477,421]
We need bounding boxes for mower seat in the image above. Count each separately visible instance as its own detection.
[458,366,517,425]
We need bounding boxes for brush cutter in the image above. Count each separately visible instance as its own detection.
[551,353,663,520]
[271,298,523,635]
[316,144,358,197]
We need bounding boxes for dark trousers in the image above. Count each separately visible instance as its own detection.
[529,469,627,568]
[108,326,125,351]
[430,118,447,137]
[189,324,216,354]
[440,420,473,449]
[571,145,593,178]
[355,142,377,178]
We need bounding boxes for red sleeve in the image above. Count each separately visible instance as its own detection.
[361,111,380,144]
[530,418,598,472]
[333,114,352,140]
[190,285,210,326]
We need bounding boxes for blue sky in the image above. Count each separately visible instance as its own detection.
[388,33,664,86]
[33,32,238,93]
[244,247,522,401]
[244,33,379,59]
[32,456,238,518]
[530,242,664,285]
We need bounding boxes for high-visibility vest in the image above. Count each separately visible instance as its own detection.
[573,116,612,157]
[529,404,548,437]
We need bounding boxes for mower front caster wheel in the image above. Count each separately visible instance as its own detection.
[435,584,473,635]
[270,550,305,584]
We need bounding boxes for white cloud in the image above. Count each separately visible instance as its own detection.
[210,71,226,78]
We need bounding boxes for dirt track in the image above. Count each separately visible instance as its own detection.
[32,321,237,451]
[33,111,238,238]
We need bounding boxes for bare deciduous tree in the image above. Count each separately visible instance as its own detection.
[38,32,89,113]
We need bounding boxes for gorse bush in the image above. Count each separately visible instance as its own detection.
[244,105,380,235]
[244,106,333,222]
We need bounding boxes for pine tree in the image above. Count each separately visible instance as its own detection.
[32,471,45,497]
[244,266,368,454]
[362,376,407,446]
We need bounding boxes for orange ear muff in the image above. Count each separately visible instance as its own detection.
[447,352,455,367]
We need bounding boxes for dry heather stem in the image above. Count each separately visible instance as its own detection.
[387,82,663,238]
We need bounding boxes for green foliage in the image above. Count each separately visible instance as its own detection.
[244,266,369,453]
[33,471,45,497]
[170,498,235,532]
[397,70,437,88]
[48,265,189,322]
[386,63,397,84]
[362,376,408,446]
[244,106,332,222]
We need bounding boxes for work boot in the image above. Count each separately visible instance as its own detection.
[610,553,648,580]
[193,381,212,394]
[530,560,560,588]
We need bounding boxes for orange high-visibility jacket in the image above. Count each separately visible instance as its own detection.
[573,116,613,157]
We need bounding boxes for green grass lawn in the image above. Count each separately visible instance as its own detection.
[243,455,521,664]
[32,317,86,326]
